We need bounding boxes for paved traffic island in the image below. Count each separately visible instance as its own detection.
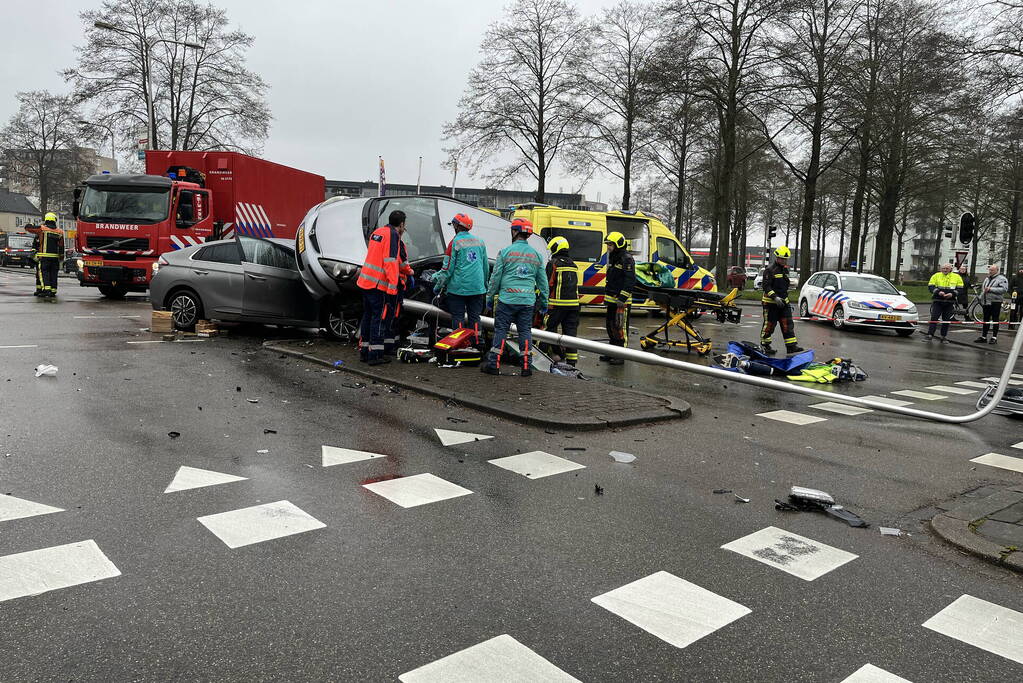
[265,338,690,430]
[931,485,1023,572]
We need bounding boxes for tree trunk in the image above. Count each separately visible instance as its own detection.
[838,192,848,268]
[622,120,633,210]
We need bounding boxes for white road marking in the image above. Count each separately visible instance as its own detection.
[924,385,976,395]
[0,494,64,523]
[399,634,580,683]
[434,428,494,447]
[970,452,1023,474]
[840,663,912,682]
[489,451,585,479]
[859,395,913,407]
[126,340,165,345]
[891,389,947,401]
[0,345,38,349]
[922,594,1023,665]
[164,466,247,493]
[756,410,827,425]
[73,315,141,319]
[197,500,325,548]
[322,445,387,467]
[978,377,1021,385]
[1012,442,1023,450]
[955,381,991,389]
[721,526,858,581]
[363,473,472,508]
[1013,374,1023,380]
[0,540,120,603]
[808,402,873,416]
[592,571,750,648]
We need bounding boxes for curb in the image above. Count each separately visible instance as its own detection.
[264,340,691,431]
[930,488,1023,572]
[941,333,1014,356]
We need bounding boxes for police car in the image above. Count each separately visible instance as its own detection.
[797,270,919,336]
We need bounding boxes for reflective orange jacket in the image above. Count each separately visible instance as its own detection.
[357,224,410,295]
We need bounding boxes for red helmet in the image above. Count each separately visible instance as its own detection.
[510,217,534,236]
[451,213,473,230]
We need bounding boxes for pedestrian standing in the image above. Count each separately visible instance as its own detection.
[481,218,549,377]
[357,210,412,366]
[923,263,963,343]
[543,236,581,365]
[975,264,1009,345]
[1011,267,1023,327]
[759,246,804,355]
[599,231,636,365]
[434,213,489,345]
[32,212,64,299]
[957,265,971,316]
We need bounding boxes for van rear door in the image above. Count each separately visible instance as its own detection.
[605,216,649,263]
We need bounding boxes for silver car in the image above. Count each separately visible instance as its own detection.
[150,235,350,338]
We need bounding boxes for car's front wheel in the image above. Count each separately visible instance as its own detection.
[321,300,359,342]
[168,289,203,331]
[799,299,810,319]
[832,305,846,329]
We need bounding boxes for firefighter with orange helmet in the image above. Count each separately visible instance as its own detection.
[434,212,489,344]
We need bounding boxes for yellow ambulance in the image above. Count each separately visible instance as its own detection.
[503,205,716,308]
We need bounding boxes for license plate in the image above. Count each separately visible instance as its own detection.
[296,227,306,254]
[880,314,900,321]
[84,260,103,267]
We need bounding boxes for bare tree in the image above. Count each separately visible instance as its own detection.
[757,0,858,283]
[443,0,588,202]
[64,0,269,155]
[0,91,84,212]
[572,1,661,209]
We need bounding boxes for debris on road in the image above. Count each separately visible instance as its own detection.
[879,527,904,536]
[263,428,277,434]
[168,431,180,439]
[713,489,733,495]
[775,486,869,528]
[34,364,58,378]
[246,398,259,404]
[733,494,751,503]
[594,484,604,496]
[256,449,269,454]
[610,451,637,463]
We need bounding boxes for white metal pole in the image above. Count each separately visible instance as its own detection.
[416,156,422,195]
[451,159,457,198]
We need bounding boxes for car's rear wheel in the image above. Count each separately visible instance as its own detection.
[799,299,810,319]
[168,289,203,331]
[832,305,846,329]
[98,284,127,299]
[896,328,915,337]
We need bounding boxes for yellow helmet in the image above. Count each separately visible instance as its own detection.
[548,236,570,255]
[605,231,627,249]
[43,212,58,223]
[774,245,791,259]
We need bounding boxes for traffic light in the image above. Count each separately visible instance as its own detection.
[768,225,777,240]
[959,212,975,244]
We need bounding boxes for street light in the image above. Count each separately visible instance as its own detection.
[93,20,204,151]
[78,119,116,169]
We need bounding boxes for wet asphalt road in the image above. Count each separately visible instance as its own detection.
[1,266,1022,682]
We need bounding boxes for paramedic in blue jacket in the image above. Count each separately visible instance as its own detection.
[481,218,549,377]
[433,212,489,344]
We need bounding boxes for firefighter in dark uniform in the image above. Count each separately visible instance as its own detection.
[601,231,636,365]
[32,212,64,299]
[543,236,581,365]
[760,245,803,355]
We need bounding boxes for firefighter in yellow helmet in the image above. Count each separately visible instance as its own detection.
[601,231,636,364]
[33,212,64,299]
[543,236,581,365]
[760,245,803,354]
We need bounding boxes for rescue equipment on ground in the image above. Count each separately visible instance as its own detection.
[633,278,742,356]
[775,486,869,528]
[434,327,482,366]
[976,382,1023,417]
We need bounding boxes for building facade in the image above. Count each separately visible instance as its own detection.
[0,188,40,234]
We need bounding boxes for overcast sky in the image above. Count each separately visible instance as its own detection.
[2,0,621,203]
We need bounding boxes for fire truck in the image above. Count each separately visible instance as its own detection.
[72,150,324,298]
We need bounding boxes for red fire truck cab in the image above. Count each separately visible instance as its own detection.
[73,150,324,298]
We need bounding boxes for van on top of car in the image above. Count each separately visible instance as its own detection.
[502,204,716,307]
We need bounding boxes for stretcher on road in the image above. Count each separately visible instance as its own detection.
[635,283,742,355]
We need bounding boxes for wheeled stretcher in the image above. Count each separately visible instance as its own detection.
[636,284,742,356]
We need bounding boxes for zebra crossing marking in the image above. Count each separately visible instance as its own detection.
[197,500,325,548]
[757,410,828,425]
[721,526,858,581]
[488,451,585,479]
[840,663,912,682]
[362,473,472,508]
[322,445,387,467]
[164,466,247,493]
[922,594,1023,665]
[970,452,1023,474]
[0,540,120,603]
[399,634,580,682]
[0,494,64,523]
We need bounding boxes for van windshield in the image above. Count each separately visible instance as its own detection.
[9,235,34,249]
[80,186,170,224]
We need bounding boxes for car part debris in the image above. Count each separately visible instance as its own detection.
[256,449,269,454]
[713,489,733,494]
[246,398,259,403]
[167,431,180,439]
[879,527,903,536]
[610,451,637,463]
[34,364,58,378]
[263,429,277,434]
[776,486,869,528]
[733,493,750,503]
[594,484,604,495]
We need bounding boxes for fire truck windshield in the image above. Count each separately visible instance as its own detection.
[80,186,170,224]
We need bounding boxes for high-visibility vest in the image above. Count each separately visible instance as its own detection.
[357,225,402,295]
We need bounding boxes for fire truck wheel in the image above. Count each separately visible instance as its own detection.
[98,285,128,299]
[169,289,204,331]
